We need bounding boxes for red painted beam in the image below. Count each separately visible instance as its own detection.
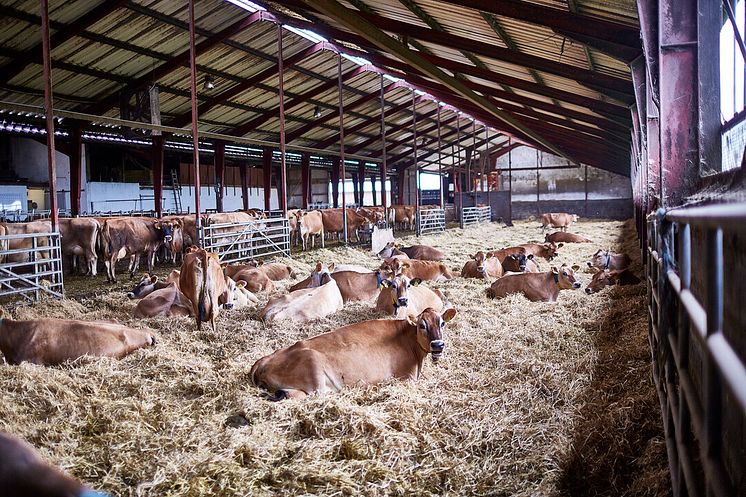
[215,140,225,212]
[330,157,341,207]
[0,0,128,85]
[348,105,440,154]
[69,122,83,217]
[228,66,366,137]
[240,163,249,211]
[301,152,311,209]
[262,147,272,211]
[86,10,268,116]
[387,119,474,164]
[152,134,165,217]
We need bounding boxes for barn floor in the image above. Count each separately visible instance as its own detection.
[0,220,670,497]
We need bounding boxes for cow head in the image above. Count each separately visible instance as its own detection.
[542,242,563,261]
[309,262,334,287]
[470,251,489,276]
[228,279,259,307]
[572,214,579,223]
[378,241,397,259]
[220,276,237,310]
[127,274,159,299]
[155,220,182,251]
[503,253,534,273]
[380,258,403,278]
[380,274,422,308]
[551,264,581,290]
[587,249,612,270]
[585,269,616,294]
[408,307,457,362]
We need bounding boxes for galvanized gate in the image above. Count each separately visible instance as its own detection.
[647,205,746,497]
[460,206,491,227]
[0,231,64,303]
[201,217,290,264]
[417,208,445,236]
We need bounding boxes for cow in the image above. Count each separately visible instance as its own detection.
[225,261,294,281]
[382,258,453,282]
[540,212,578,232]
[387,205,415,230]
[0,431,111,497]
[0,220,53,264]
[288,209,301,247]
[0,224,6,263]
[585,268,641,294]
[259,263,344,322]
[377,242,410,260]
[133,282,194,318]
[162,214,201,250]
[487,246,526,263]
[100,217,180,282]
[519,242,562,261]
[127,270,181,299]
[0,310,156,366]
[332,264,373,273]
[375,274,445,318]
[250,307,458,400]
[59,217,99,275]
[396,244,446,261]
[298,210,324,250]
[226,267,275,293]
[358,206,386,224]
[461,251,503,279]
[179,248,233,331]
[545,232,592,244]
[487,264,581,302]
[587,249,632,271]
[289,267,384,302]
[502,253,540,273]
[320,208,371,242]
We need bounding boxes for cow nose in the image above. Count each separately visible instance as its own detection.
[165,235,173,241]
[430,340,445,352]
[585,287,592,294]
[397,298,408,307]
[519,265,526,271]
[126,292,135,299]
[573,282,581,289]
[477,267,485,273]
[223,303,234,310]
[587,261,593,267]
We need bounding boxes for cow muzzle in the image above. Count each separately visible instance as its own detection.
[397,298,408,307]
[430,340,445,361]
[572,282,581,289]
[586,261,593,268]
[477,267,486,274]
[585,287,593,294]
[223,303,234,310]
[165,235,173,242]
[126,292,136,299]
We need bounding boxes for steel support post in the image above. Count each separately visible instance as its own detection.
[188,0,201,241]
[69,121,83,217]
[240,163,249,211]
[457,113,463,228]
[263,147,272,211]
[277,24,288,217]
[413,90,420,235]
[301,152,311,209]
[380,74,388,225]
[337,54,347,244]
[152,134,165,217]
[215,140,225,213]
[40,0,58,229]
[508,137,513,225]
[437,105,443,209]
[331,158,340,208]
[357,161,365,206]
[370,174,377,206]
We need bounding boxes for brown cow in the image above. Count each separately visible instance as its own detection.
[396,244,446,261]
[358,206,385,224]
[545,232,592,244]
[259,263,344,322]
[387,205,415,230]
[320,208,371,242]
[585,269,641,294]
[501,253,540,273]
[377,242,410,260]
[375,274,444,318]
[487,264,581,302]
[162,214,201,249]
[461,251,503,279]
[298,210,324,250]
[133,282,194,318]
[225,261,294,281]
[179,248,233,331]
[0,220,52,264]
[0,431,109,497]
[540,212,578,232]
[59,217,100,275]
[289,267,384,302]
[0,310,156,366]
[250,307,457,399]
[519,242,562,261]
[227,267,275,293]
[382,258,453,282]
[587,249,632,271]
[127,270,181,299]
[487,246,525,263]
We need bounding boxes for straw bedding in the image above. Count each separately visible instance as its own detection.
[0,220,669,496]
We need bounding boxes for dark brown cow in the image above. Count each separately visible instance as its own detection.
[0,431,110,497]
[587,249,632,271]
[461,252,503,279]
[487,264,581,302]
[0,310,156,366]
[501,253,540,273]
[381,258,453,282]
[59,217,100,275]
[397,245,446,261]
[358,206,385,224]
[320,208,371,242]
[545,232,592,243]
[250,307,457,399]
[540,212,578,232]
[585,269,641,293]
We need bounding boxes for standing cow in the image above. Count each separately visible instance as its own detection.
[100,218,180,282]
[540,212,578,232]
[59,217,100,276]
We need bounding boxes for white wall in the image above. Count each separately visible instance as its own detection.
[0,185,27,212]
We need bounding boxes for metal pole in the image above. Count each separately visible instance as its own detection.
[380,74,388,227]
[413,90,420,235]
[485,125,490,218]
[536,149,540,215]
[457,113,463,229]
[584,164,589,217]
[437,104,443,209]
[471,118,476,203]
[338,54,348,244]
[508,137,513,225]
[40,0,58,230]
[188,0,201,243]
[277,24,288,217]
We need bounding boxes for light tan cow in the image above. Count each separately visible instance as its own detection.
[585,268,641,294]
[540,212,578,232]
[375,274,445,318]
[250,307,457,399]
[127,270,181,299]
[487,264,581,302]
[460,251,503,279]
[387,205,415,230]
[259,263,344,322]
[545,232,592,243]
[298,210,324,250]
[519,242,562,261]
[320,208,371,242]
[59,217,100,275]
[133,282,194,318]
[396,244,446,261]
[382,258,454,282]
[0,310,156,366]
[179,248,233,331]
[501,253,540,273]
[227,267,275,293]
[587,249,632,271]
[377,242,410,260]
[0,220,52,264]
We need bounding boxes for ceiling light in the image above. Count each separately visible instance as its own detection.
[204,75,215,90]
[313,105,322,118]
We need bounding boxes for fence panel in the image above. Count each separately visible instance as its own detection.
[460,206,491,227]
[417,208,445,236]
[201,217,290,264]
[0,231,64,304]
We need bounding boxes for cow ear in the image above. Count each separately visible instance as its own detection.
[527,254,534,260]
[401,262,410,269]
[410,278,422,286]
[442,308,457,322]
[328,263,336,272]
[551,266,559,274]
[236,280,246,288]
[406,314,418,326]
[315,262,322,272]
[571,264,580,271]
[380,279,392,288]
[154,222,162,230]
[150,275,158,283]
[174,220,182,228]
[486,252,493,259]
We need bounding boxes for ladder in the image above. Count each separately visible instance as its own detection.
[170,169,183,213]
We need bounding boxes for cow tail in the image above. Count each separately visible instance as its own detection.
[198,250,209,323]
[101,221,112,255]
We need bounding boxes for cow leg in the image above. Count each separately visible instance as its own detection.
[88,253,98,276]
[106,255,117,283]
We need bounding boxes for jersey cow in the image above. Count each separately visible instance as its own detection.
[250,307,457,400]
[585,269,641,294]
[540,212,578,232]
[0,310,156,366]
[502,253,540,274]
[461,251,503,279]
[133,283,194,318]
[395,244,445,261]
[0,220,53,264]
[320,208,371,242]
[587,249,632,271]
[259,263,344,322]
[382,258,453,282]
[387,205,416,230]
[487,264,581,302]
[127,270,181,299]
[375,274,445,318]
[520,242,562,261]
[545,232,592,244]
[298,210,324,250]
[59,217,100,275]
[179,248,234,331]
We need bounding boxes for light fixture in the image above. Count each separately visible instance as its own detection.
[313,105,322,118]
[203,75,215,90]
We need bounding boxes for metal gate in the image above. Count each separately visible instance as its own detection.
[201,217,290,264]
[460,206,491,227]
[0,231,64,303]
[647,205,746,497]
[417,208,445,236]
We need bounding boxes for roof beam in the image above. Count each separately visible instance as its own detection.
[299,0,573,162]
[347,103,440,154]
[0,0,129,85]
[371,114,461,159]
[388,120,482,165]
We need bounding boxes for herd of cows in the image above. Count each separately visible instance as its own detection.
[0,210,640,495]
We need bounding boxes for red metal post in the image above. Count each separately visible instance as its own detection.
[214,140,225,213]
[370,174,377,206]
[331,158,340,208]
[380,74,388,223]
[152,134,164,217]
[437,105,443,209]
[40,0,58,229]
[338,53,348,243]
[457,113,463,228]
[240,163,249,211]
[188,0,201,238]
[262,147,272,211]
[69,122,83,217]
[277,24,288,217]
[301,152,311,209]
[357,161,365,206]
[412,90,420,235]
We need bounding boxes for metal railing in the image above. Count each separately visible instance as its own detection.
[460,206,491,227]
[0,231,64,303]
[647,204,746,497]
[201,217,290,264]
[417,207,445,236]
[308,202,330,209]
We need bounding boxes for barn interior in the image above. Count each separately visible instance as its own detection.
[0,1,744,496]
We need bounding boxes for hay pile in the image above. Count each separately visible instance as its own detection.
[0,220,669,496]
